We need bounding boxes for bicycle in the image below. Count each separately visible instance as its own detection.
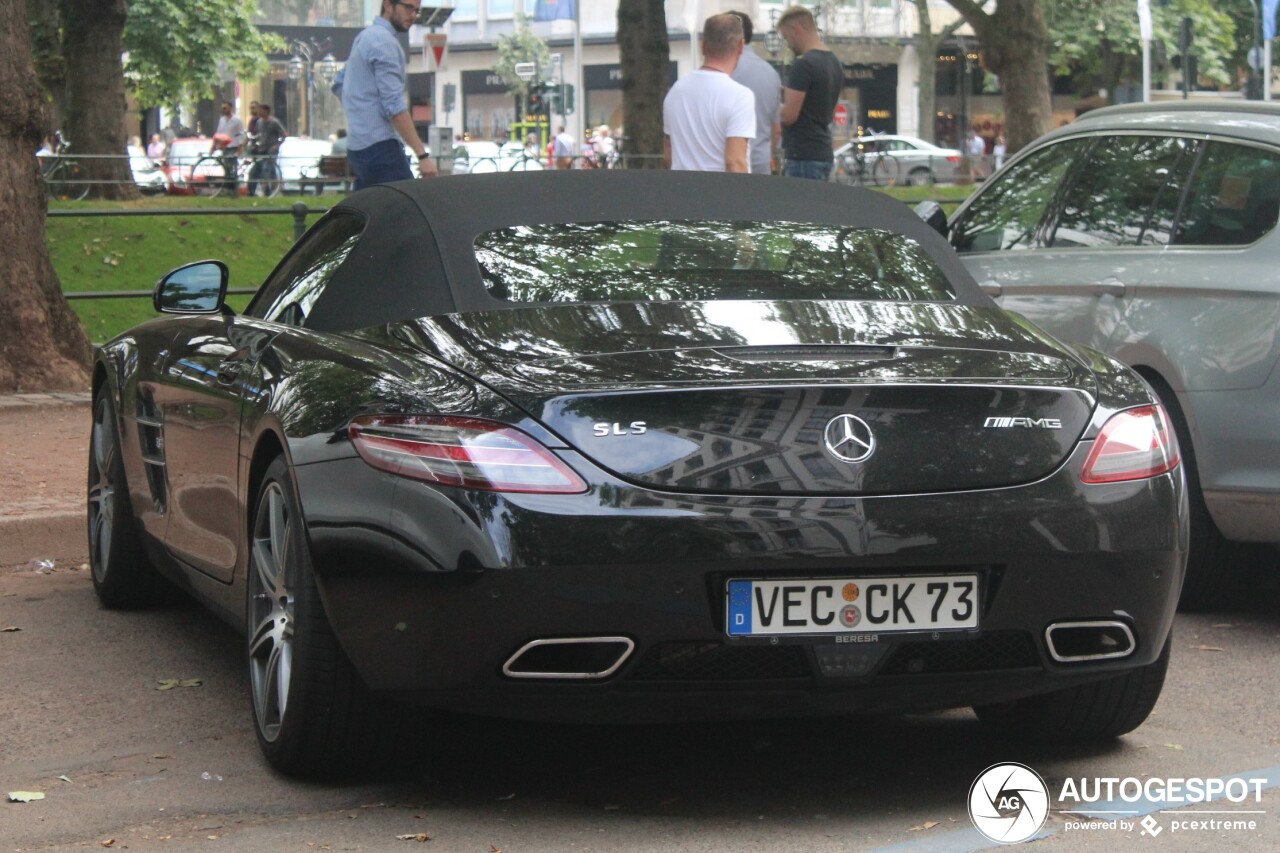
[191,152,282,197]
[830,142,899,187]
[190,150,244,197]
[40,132,90,201]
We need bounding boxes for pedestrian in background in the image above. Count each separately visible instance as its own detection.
[966,129,987,179]
[663,13,755,173]
[553,125,576,170]
[728,11,781,176]
[247,104,285,196]
[777,5,842,180]
[333,0,436,188]
[146,133,166,164]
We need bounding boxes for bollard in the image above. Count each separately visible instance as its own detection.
[291,201,309,241]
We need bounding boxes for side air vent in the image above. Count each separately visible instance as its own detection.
[135,394,167,512]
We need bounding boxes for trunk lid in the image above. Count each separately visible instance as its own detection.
[402,301,1097,495]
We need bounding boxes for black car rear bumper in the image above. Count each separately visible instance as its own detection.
[297,447,1186,722]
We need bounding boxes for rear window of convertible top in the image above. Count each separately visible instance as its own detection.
[473,220,956,303]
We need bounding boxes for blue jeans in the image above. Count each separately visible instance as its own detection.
[349,139,412,190]
[784,159,833,181]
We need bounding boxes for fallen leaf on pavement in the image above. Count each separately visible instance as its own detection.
[157,678,204,690]
[7,791,45,802]
[1164,743,1184,751]
[909,821,941,831]
[1,626,19,632]
[395,834,430,842]
[101,840,115,848]
[57,775,71,783]
[1190,645,1225,652]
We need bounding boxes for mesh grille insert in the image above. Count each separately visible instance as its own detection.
[627,641,811,681]
[879,631,1037,675]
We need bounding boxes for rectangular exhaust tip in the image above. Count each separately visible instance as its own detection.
[503,637,635,680]
[1045,621,1136,663]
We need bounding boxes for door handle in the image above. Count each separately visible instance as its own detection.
[1091,278,1128,298]
[979,279,1003,298]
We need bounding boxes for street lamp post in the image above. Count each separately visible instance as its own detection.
[288,39,337,138]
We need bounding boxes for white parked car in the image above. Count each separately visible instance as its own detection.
[279,137,333,193]
[128,145,167,194]
[452,140,542,174]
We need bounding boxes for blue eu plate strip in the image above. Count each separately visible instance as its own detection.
[727,581,753,635]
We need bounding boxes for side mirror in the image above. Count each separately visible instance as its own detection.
[914,201,948,237]
[153,260,229,314]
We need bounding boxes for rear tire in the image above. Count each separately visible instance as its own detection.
[88,392,166,608]
[973,636,1171,741]
[871,154,899,186]
[247,457,417,777]
[907,167,934,187]
[47,161,90,201]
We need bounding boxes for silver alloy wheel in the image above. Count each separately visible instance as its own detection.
[249,482,295,743]
[87,401,116,584]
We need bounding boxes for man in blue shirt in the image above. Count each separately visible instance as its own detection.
[334,0,437,188]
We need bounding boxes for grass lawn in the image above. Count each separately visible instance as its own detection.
[49,195,332,343]
[48,184,972,344]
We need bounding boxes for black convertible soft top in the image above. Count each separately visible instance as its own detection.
[304,170,983,331]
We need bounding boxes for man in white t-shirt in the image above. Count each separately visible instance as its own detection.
[663,13,755,173]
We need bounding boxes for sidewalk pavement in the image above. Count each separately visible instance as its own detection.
[0,391,92,568]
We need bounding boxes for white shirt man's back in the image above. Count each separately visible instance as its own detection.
[663,69,756,172]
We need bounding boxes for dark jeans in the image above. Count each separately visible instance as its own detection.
[247,155,278,196]
[784,159,833,181]
[349,139,412,190]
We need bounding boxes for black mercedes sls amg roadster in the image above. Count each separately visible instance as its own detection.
[88,171,1187,777]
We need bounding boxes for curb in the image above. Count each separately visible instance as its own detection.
[0,511,85,569]
[0,392,92,568]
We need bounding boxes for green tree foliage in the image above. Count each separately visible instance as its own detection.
[124,0,284,110]
[493,13,552,100]
[1045,0,1238,93]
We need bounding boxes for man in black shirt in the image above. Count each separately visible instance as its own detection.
[248,103,285,196]
[777,5,843,180]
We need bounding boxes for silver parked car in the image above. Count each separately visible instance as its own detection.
[832,134,964,186]
[942,100,1280,606]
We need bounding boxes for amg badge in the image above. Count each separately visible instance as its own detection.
[983,417,1063,429]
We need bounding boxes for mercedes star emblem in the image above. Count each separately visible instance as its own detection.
[823,414,876,463]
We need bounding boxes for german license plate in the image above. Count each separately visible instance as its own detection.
[726,575,979,637]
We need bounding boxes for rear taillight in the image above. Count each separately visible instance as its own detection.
[947,155,961,164]
[349,414,587,494]
[1080,405,1180,484]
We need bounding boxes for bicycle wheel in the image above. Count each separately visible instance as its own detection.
[192,155,231,197]
[871,154,900,187]
[47,161,90,201]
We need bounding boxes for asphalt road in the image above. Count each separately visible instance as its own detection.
[3,554,1279,852]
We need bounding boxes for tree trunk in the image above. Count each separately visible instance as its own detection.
[0,0,92,392]
[947,0,1052,153]
[617,0,669,169]
[59,0,140,200]
[27,0,66,130]
[915,1,939,144]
